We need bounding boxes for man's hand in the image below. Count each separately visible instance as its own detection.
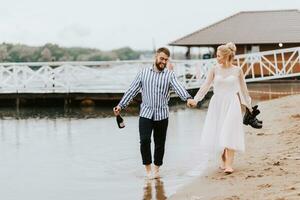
[113,106,121,116]
[187,99,197,108]
[167,62,174,71]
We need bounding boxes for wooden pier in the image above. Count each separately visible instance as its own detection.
[0,47,299,108]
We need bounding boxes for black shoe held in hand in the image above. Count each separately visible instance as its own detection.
[116,114,125,129]
[243,105,263,129]
[251,105,263,124]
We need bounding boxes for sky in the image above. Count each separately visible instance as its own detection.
[0,0,299,51]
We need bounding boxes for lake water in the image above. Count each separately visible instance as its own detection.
[0,82,299,200]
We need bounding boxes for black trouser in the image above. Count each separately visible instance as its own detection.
[139,117,168,166]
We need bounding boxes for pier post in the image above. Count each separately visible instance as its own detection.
[16,97,20,113]
[64,98,68,111]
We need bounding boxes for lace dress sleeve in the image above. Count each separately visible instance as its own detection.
[238,68,252,111]
[194,66,215,103]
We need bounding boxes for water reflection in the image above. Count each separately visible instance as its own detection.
[0,82,298,120]
[0,101,140,119]
[143,180,152,200]
[0,120,4,142]
[0,117,74,149]
[143,179,167,200]
[248,82,300,101]
[0,102,187,119]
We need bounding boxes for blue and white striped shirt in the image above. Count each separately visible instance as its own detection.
[118,66,192,121]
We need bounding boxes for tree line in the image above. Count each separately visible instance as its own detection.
[0,43,153,62]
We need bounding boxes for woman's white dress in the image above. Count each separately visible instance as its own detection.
[194,65,252,156]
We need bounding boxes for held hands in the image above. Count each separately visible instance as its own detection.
[113,106,121,116]
[187,99,197,108]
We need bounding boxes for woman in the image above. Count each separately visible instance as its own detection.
[189,42,252,174]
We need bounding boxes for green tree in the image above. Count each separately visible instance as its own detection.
[40,47,52,61]
[0,45,8,61]
[113,47,140,60]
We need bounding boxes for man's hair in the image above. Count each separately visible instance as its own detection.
[156,47,170,57]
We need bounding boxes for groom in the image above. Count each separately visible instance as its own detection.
[113,47,194,179]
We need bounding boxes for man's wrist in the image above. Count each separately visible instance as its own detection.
[117,104,124,110]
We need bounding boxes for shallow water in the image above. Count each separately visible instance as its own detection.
[0,82,299,200]
[0,106,207,200]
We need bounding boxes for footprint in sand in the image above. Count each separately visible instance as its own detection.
[257,183,272,189]
[290,114,300,119]
[245,175,255,179]
[224,195,240,200]
[263,167,272,171]
[273,161,281,166]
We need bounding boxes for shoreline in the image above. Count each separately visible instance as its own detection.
[168,94,300,200]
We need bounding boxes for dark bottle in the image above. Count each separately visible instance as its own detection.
[116,114,125,129]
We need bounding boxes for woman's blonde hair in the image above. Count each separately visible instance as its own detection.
[217,42,237,65]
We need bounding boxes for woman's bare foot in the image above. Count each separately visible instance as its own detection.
[224,167,234,174]
[219,149,226,170]
[223,148,235,174]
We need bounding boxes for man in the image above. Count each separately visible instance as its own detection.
[113,47,194,179]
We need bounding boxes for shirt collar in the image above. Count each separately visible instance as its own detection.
[151,64,166,73]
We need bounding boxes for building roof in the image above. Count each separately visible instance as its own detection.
[169,10,300,47]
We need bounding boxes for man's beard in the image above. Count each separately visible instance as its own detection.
[155,62,166,71]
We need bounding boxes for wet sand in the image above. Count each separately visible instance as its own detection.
[169,94,300,200]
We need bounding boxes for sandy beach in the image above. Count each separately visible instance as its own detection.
[169,94,300,200]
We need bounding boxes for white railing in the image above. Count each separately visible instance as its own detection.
[177,46,300,90]
[235,46,300,82]
[0,61,150,93]
[0,47,299,93]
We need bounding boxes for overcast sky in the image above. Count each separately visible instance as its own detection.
[0,0,299,50]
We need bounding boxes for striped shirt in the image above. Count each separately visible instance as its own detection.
[118,66,192,121]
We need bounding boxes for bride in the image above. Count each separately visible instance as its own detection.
[188,42,253,174]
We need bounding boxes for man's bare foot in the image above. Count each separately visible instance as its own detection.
[145,164,152,179]
[146,171,152,179]
[153,165,160,179]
